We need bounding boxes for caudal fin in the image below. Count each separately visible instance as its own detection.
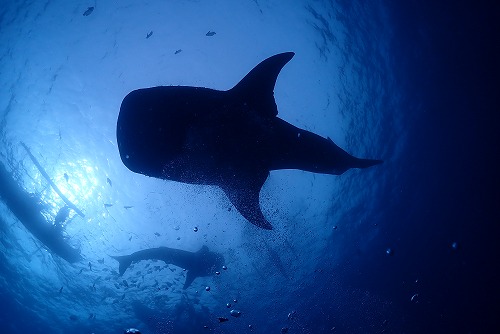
[354,158,383,169]
[110,255,132,276]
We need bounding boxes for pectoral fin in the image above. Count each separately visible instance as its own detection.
[111,255,133,276]
[222,170,272,230]
[183,271,196,289]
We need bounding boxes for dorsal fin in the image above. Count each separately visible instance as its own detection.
[197,245,209,253]
[229,52,294,118]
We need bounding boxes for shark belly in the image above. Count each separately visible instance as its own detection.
[118,86,273,185]
[117,87,229,185]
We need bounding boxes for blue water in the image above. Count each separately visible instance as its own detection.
[0,0,497,333]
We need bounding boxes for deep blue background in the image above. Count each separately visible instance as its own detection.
[360,1,499,332]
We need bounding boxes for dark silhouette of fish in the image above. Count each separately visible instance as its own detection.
[83,7,94,16]
[111,245,224,289]
[206,31,216,36]
[116,52,382,230]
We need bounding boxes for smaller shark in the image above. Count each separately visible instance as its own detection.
[111,246,224,289]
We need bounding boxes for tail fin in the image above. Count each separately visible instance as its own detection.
[110,255,132,276]
[354,158,383,169]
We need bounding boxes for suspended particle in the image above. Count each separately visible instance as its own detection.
[230,309,241,318]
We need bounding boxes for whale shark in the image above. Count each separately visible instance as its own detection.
[117,52,382,230]
[111,245,224,289]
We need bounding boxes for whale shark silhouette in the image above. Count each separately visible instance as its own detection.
[117,52,382,229]
[111,246,224,289]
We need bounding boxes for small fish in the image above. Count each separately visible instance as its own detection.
[146,31,153,39]
[98,258,104,264]
[128,236,132,241]
[104,203,113,208]
[218,317,229,323]
[106,177,112,187]
[122,280,129,288]
[59,286,64,293]
[88,262,92,271]
[154,232,160,237]
[83,7,94,16]
[124,205,133,209]
[78,268,84,274]
[64,173,69,182]
[206,31,216,36]
[69,314,78,321]
[122,294,126,300]
[174,49,182,55]
[88,313,95,320]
